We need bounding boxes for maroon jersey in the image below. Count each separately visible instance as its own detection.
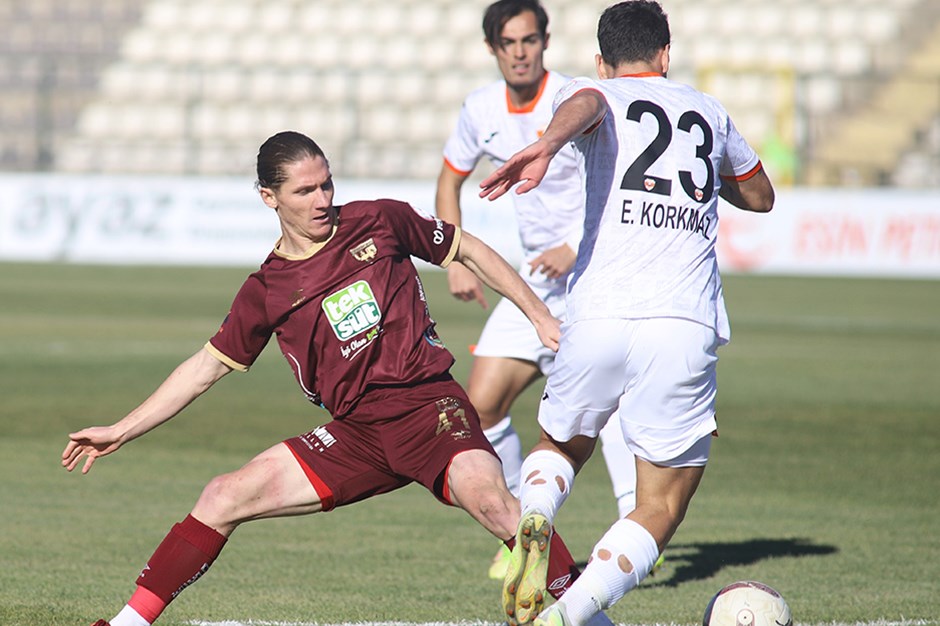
[206,199,460,419]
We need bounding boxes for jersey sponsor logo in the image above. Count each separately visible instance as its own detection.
[304,425,337,452]
[407,205,447,245]
[322,280,382,341]
[423,327,444,349]
[350,238,377,262]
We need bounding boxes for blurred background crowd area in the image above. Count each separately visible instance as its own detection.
[2,0,939,188]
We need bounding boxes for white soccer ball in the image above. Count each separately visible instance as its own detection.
[703,581,792,626]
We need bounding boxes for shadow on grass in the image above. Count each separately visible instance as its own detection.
[578,537,838,588]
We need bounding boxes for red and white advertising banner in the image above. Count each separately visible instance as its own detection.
[717,189,940,278]
[0,175,937,279]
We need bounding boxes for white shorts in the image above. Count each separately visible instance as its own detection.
[473,263,567,376]
[537,317,719,465]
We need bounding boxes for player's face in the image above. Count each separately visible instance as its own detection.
[490,11,547,95]
[264,155,337,247]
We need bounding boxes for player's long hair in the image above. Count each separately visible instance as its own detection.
[598,0,671,66]
[256,131,327,191]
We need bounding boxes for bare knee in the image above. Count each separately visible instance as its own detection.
[448,451,520,539]
[191,473,241,531]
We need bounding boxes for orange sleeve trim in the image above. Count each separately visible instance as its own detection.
[440,226,461,268]
[443,157,472,177]
[204,341,249,372]
[285,443,335,511]
[507,71,550,114]
[721,160,763,182]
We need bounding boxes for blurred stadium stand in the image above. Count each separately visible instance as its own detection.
[1,0,938,186]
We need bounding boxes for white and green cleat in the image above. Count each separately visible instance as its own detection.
[489,543,512,580]
[502,511,552,626]
[534,601,573,626]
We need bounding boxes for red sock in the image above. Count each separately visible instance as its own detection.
[132,515,228,621]
[503,527,581,599]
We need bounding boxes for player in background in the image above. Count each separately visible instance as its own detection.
[436,0,640,583]
[479,2,776,625]
[63,131,587,626]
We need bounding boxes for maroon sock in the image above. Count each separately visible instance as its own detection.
[503,527,581,600]
[135,515,228,605]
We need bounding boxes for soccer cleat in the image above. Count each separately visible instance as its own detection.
[489,542,512,580]
[534,601,573,626]
[91,621,110,626]
[503,511,552,626]
[646,552,666,578]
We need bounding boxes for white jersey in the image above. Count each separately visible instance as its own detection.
[443,70,583,256]
[556,75,762,343]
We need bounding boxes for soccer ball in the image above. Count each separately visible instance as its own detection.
[703,581,792,626]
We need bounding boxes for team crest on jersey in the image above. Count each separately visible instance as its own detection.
[322,280,382,341]
[350,238,377,262]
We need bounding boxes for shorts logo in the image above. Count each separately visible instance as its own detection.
[350,238,377,262]
[435,397,472,441]
[322,280,382,341]
[548,573,572,592]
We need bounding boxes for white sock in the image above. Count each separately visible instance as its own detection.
[597,419,637,518]
[110,605,150,626]
[562,519,660,625]
[483,416,523,497]
[518,449,575,523]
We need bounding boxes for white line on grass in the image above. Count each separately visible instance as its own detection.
[187,620,938,626]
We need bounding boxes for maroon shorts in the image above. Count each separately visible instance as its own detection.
[284,376,496,511]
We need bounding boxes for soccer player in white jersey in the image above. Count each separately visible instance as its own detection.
[479,2,776,625]
[436,0,639,584]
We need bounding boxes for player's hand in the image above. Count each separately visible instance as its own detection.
[534,314,562,352]
[528,243,577,280]
[62,426,123,474]
[479,142,553,201]
[447,262,488,309]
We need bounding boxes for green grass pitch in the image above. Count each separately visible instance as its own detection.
[0,262,937,626]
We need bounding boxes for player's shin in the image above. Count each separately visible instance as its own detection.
[130,515,228,623]
[519,449,575,521]
[560,519,660,625]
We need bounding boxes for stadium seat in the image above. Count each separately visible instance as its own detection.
[6,0,934,184]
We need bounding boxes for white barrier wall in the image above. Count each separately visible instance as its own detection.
[1,174,938,278]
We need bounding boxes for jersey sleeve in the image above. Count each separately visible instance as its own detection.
[442,100,482,176]
[205,274,273,372]
[552,77,602,110]
[378,199,460,267]
[718,114,761,179]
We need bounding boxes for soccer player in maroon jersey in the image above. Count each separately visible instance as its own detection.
[62,131,575,626]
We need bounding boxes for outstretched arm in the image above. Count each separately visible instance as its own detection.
[479,89,607,200]
[455,231,561,351]
[62,347,232,474]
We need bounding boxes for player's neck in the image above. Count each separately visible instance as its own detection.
[506,71,547,110]
[612,61,661,77]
